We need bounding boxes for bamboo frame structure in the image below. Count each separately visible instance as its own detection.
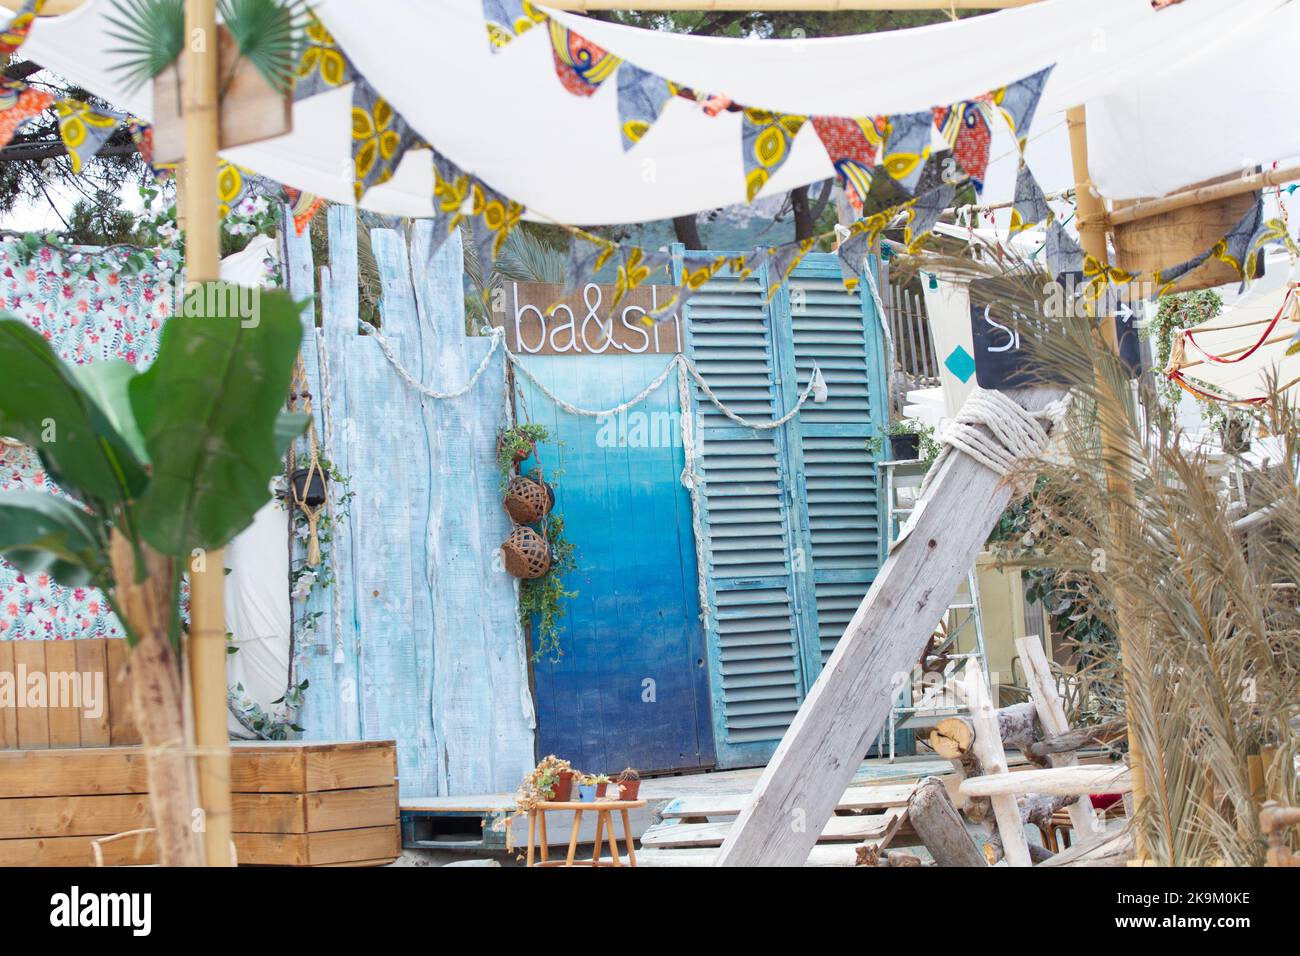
[1103,164,1300,228]
[182,0,234,867]
[1066,104,1150,863]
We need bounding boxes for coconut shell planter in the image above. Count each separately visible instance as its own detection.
[503,475,553,525]
[502,526,552,579]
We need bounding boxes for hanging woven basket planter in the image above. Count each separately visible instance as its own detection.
[290,465,328,508]
[502,526,552,579]
[503,475,553,525]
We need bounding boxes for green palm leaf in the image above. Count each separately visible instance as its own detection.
[105,0,185,95]
[219,0,308,95]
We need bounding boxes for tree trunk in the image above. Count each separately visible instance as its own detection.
[983,793,1074,864]
[930,702,1043,771]
[109,531,200,867]
[791,186,815,241]
[907,776,987,867]
[672,214,703,250]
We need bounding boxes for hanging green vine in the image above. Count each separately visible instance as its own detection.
[520,511,578,663]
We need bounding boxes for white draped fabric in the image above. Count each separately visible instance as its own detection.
[22,0,1300,223]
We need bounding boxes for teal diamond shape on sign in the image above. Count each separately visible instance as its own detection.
[945,345,976,383]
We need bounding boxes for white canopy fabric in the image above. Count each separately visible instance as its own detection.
[1166,279,1300,405]
[22,0,1300,225]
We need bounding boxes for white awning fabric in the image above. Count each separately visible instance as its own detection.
[21,0,1300,225]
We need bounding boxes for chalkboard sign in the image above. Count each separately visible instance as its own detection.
[969,273,1143,390]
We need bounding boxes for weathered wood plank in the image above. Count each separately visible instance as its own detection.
[644,807,904,849]
[43,640,80,748]
[105,638,139,746]
[0,831,157,867]
[0,793,151,839]
[959,764,1132,798]
[0,747,150,798]
[0,642,16,749]
[1016,635,1104,837]
[233,825,399,866]
[411,223,535,795]
[12,641,48,749]
[967,667,1031,866]
[638,844,861,867]
[716,388,1061,866]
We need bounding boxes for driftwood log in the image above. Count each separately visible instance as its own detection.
[1037,827,1135,867]
[983,793,1075,864]
[907,776,988,867]
[1025,716,1127,760]
[929,702,1043,771]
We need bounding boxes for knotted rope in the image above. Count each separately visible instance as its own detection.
[919,388,1070,498]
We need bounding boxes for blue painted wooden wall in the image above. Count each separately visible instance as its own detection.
[517,354,715,774]
[283,211,536,796]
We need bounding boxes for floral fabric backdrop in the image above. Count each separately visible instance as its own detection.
[0,239,179,640]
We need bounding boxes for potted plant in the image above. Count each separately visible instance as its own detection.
[576,774,600,803]
[867,420,941,468]
[616,767,641,800]
[496,422,550,488]
[590,773,611,798]
[521,755,575,807]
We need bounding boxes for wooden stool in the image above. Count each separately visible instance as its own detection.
[526,799,647,867]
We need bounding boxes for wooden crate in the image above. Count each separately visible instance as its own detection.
[0,741,399,866]
[0,639,139,750]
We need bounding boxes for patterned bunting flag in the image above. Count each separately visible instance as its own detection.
[549,20,622,97]
[217,159,281,218]
[996,65,1053,151]
[470,180,524,278]
[283,186,326,236]
[54,99,125,175]
[295,12,355,101]
[563,232,619,295]
[933,98,994,193]
[809,116,881,211]
[834,226,873,294]
[430,150,474,251]
[617,63,674,151]
[351,78,422,203]
[1045,217,1083,279]
[741,109,806,202]
[611,246,669,308]
[752,239,815,301]
[483,0,547,53]
[878,111,932,194]
[637,254,731,325]
[0,80,52,149]
[902,150,958,251]
[0,0,42,56]
[1009,161,1051,236]
[125,117,176,183]
[1209,194,1272,281]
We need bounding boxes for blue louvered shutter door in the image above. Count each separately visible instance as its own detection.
[783,256,890,676]
[679,255,808,769]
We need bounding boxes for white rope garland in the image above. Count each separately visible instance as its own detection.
[357,319,504,400]
[919,388,1071,498]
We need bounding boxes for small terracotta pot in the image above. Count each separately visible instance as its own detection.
[595,781,608,798]
[551,770,574,803]
[617,779,641,799]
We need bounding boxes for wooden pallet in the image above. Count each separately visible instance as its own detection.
[0,740,400,866]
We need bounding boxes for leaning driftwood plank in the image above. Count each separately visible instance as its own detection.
[907,776,987,867]
[967,669,1032,866]
[1016,636,1103,837]
[960,764,1132,798]
[1038,827,1135,867]
[646,809,903,849]
[660,783,916,820]
[716,388,1062,866]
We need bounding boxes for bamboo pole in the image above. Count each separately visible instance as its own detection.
[182,0,233,868]
[1065,104,1149,863]
[1102,164,1300,229]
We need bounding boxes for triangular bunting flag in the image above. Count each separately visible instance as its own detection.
[996,65,1053,151]
[835,226,873,293]
[810,115,881,211]
[902,152,958,251]
[470,180,524,278]
[1045,217,1084,279]
[431,150,474,251]
[1208,194,1283,283]
[617,63,674,151]
[0,0,42,56]
[753,239,815,301]
[641,255,730,324]
[933,98,994,193]
[741,109,807,202]
[879,110,932,194]
[351,78,422,202]
[563,232,619,295]
[295,12,355,101]
[0,80,52,149]
[549,20,622,97]
[125,117,175,183]
[483,0,547,53]
[283,187,326,236]
[54,99,125,175]
[1009,161,1051,236]
[217,159,281,218]
[611,246,669,308]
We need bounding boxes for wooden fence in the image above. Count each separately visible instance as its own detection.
[883,276,940,384]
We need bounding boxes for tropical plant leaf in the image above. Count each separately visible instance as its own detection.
[0,318,149,507]
[274,411,311,459]
[218,0,307,94]
[129,285,304,555]
[71,360,148,466]
[0,490,108,588]
[105,0,186,94]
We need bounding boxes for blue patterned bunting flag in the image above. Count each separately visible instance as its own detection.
[295,12,355,101]
[617,63,674,151]
[1009,162,1051,236]
[1045,218,1084,279]
[54,99,125,175]
[741,109,807,202]
[483,0,547,53]
[351,78,423,203]
[996,65,1053,151]
[879,110,932,194]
